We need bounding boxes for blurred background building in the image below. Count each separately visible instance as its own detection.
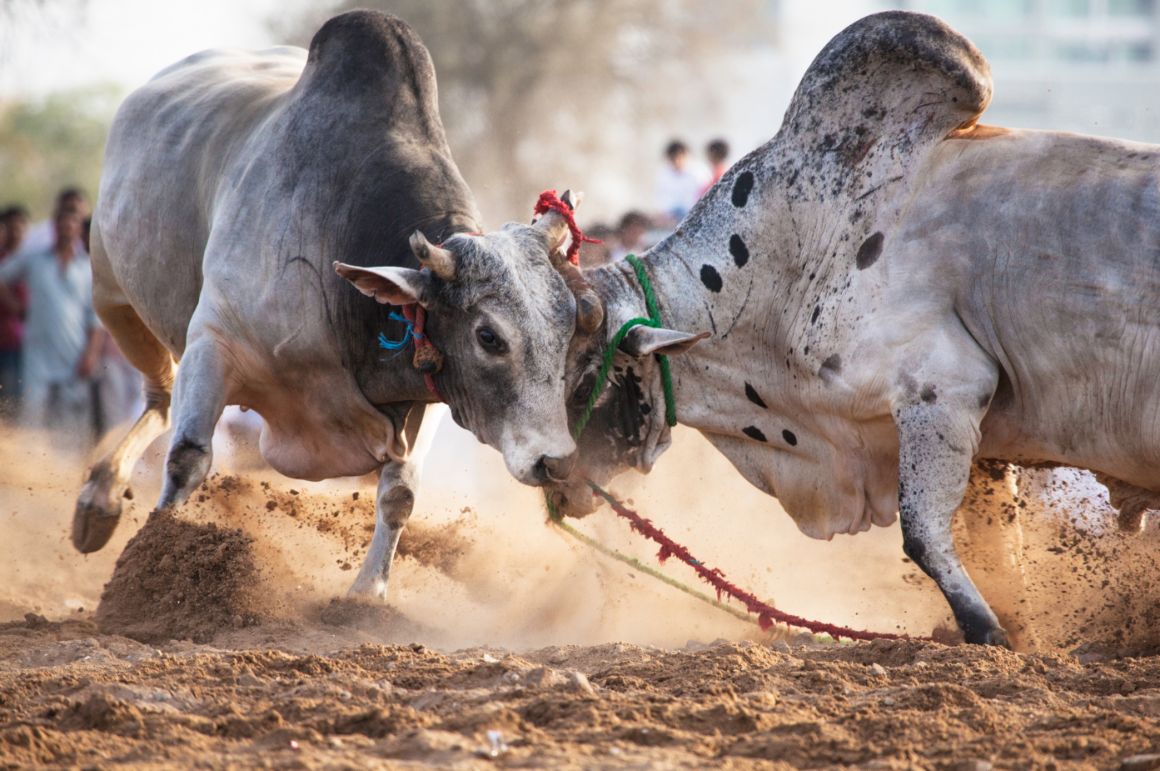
[900,0,1160,141]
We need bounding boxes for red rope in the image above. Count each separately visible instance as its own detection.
[402,303,444,401]
[533,189,601,266]
[588,483,926,642]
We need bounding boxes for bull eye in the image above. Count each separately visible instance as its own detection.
[476,326,508,354]
[572,372,598,407]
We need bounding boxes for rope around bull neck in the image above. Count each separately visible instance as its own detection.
[569,253,677,440]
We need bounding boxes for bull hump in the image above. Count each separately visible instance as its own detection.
[301,10,440,132]
[778,12,993,206]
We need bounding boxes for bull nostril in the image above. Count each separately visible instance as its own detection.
[532,456,550,485]
[542,453,576,482]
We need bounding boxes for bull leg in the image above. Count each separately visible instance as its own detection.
[157,334,229,509]
[896,400,1009,647]
[348,403,429,599]
[73,303,175,552]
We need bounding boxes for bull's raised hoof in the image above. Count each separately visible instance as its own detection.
[71,499,122,553]
[72,465,126,553]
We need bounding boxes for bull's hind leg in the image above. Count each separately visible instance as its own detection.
[73,303,175,552]
[348,403,430,599]
[157,331,230,509]
[1094,473,1159,533]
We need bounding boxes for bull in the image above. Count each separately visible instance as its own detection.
[74,10,590,600]
[496,12,1160,647]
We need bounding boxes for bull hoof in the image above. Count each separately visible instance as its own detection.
[71,498,122,553]
[965,625,1012,649]
[346,576,388,601]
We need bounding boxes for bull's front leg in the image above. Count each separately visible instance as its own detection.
[348,404,427,600]
[895,397,1009,647]
[157,333,229,509]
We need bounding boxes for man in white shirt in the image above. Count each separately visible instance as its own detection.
[0,208,102,434]
[654,139,709,228]
[16,187,90,259]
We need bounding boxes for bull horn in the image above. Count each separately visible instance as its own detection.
[534,188,583,256]
[409,231,456,281]
[561,189,584,210]
[555,260,604,334]
[575,288,604,334]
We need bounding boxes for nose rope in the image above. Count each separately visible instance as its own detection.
[546,254,921,643]
[533,189,602,266]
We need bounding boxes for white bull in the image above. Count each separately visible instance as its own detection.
[532,11,1160,647]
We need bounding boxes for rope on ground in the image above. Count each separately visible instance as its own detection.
[583,482,925,643]
[549,518,757,627]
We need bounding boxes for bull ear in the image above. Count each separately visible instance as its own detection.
[620,326,709,357]
[334,262,429,307]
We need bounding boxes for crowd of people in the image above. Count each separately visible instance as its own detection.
[579,137,731,267]
[0,187,139,446]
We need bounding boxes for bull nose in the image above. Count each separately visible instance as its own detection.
[533,452,577,485]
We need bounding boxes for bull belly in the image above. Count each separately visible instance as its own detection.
[978,406,1160,494]
[257,419,387,481]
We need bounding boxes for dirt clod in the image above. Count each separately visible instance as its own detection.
[95,511,275,643]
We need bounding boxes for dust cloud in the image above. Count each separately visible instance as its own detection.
[1,412,1158,653]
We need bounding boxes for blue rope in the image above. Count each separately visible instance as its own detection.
[378,311,414,351]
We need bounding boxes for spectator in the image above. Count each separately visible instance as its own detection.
[610,211,653,262]
[18,187,90,258]
[0,207,102,438]
[703,138,731,193]
[0,205,29,259]
[654,140,709,227]
[0,205,30,412]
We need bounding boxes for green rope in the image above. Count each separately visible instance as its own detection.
[569,254,676,440]
[543,253,757,630]
[625,254,677,428]
[570,315,659,440]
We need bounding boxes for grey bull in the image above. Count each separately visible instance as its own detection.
[74,10,586,599]
[528,11,1160,647]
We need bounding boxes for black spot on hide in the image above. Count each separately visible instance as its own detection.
[819,354,842,381]
[729,235,749,267]
[856,232,885,270]
[742,426,767,442]
[732,171,754,207]
[811,305,821,324]
[744,382,768,409]
[920,384,938,403]
[782,429,798,446]
[700,264,723,293]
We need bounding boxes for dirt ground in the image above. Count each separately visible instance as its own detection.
[3,417,1160,768]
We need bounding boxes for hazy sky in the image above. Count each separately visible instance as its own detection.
[0,1,880,99]
[1,0,296,97]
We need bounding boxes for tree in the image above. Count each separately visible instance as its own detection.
[282,1,773,226]
[0,85,119,217]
